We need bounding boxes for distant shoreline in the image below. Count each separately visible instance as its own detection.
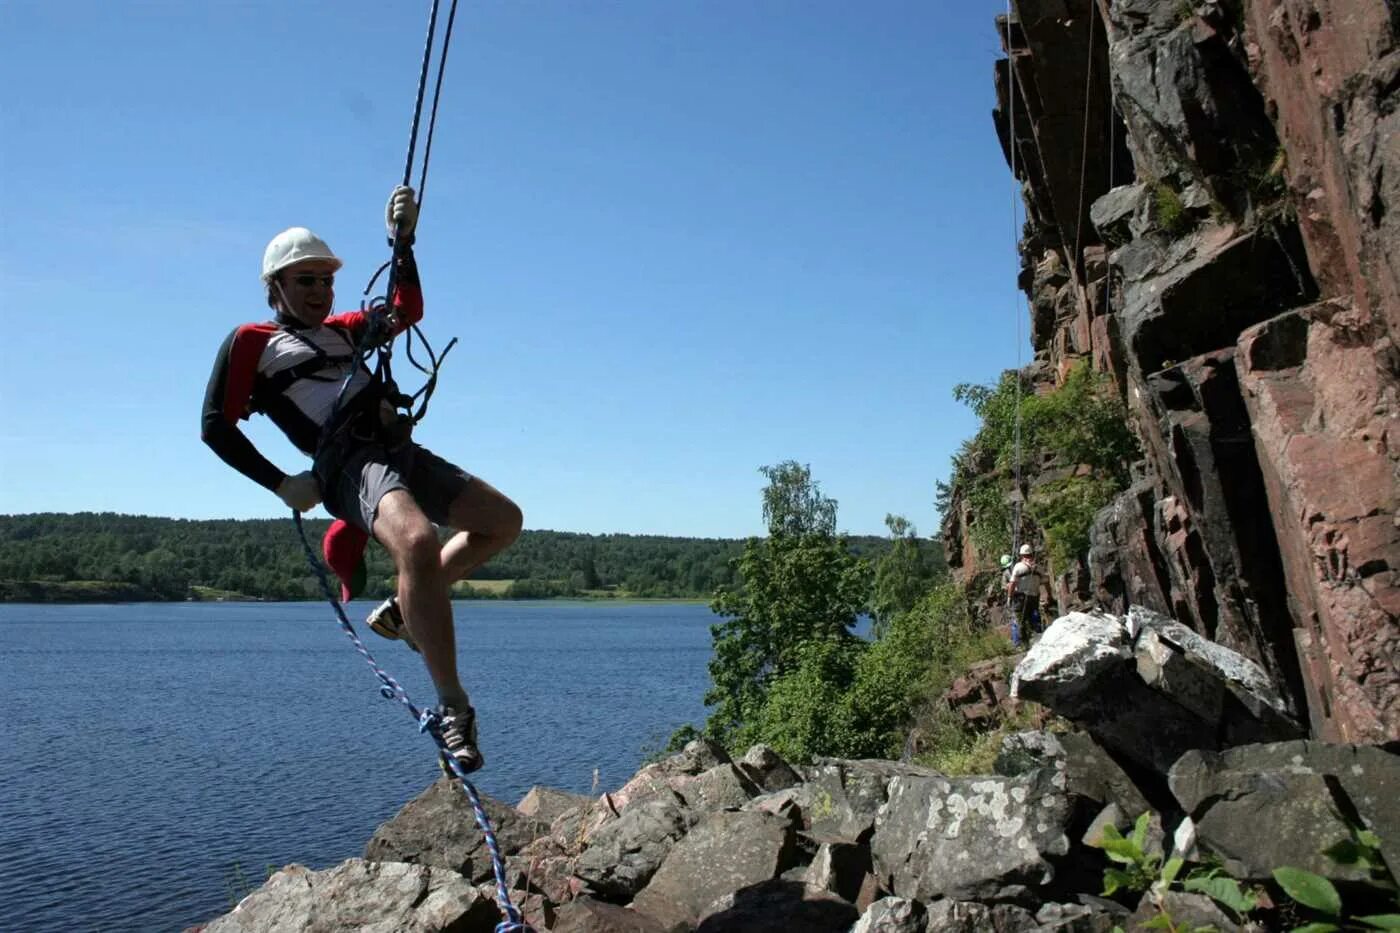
[0,587,709,607]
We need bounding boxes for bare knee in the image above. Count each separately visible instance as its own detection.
[376,495,441,576]
[396,524,441,575]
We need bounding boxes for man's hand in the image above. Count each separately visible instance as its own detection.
[276,471,321,512]
[386,185,418,243]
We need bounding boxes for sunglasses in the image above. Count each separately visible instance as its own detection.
[291,274,335,288]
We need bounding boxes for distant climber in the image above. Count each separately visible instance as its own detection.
[200,186,522,772]
[1005,543,1047,647]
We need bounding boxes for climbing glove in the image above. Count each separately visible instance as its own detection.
[276,471,321,512]
[385,185,418,244]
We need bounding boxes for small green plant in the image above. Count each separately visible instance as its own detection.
[1096,812,1165,897]
[1094,813,1259,931]
[1153,182,1195,237]
[1272,823,1400,931]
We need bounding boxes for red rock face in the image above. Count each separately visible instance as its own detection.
[1244,0,1398,335]
[957,0,1399,744]
[1238,302,1399,743]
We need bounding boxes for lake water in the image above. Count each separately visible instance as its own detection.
[0,600,717,932]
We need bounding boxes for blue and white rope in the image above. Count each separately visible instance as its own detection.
[292,511,530,933]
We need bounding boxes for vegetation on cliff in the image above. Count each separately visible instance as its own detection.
[680,461,1004,766]
[940,361,1139,567]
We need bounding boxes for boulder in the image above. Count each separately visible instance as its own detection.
[870,767,1074,902]
[803,758,943,842]
[802,840,870,903]
[631,810,799,931]
[922,899,1039,932]
[517,785,594,824]
[694,880,859,933]
[1130,606,1299,741]
[1168,740,1400,881]
[736,744,802,793]
[850,896,925,933]
[1034,901,1122,931]
[677,763,761,812]
[1128,892,1241,933]
[1013,610,1304,773]
[364,779,546,883]
[203,859,497,933]
[572,789,692,900]
[550,897,668,933]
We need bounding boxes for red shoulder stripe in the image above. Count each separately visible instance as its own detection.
[222,323,278,423]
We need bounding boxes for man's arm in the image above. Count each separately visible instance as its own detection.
[200,326,287,492]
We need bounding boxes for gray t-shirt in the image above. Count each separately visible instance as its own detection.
[1010,560,1041,596]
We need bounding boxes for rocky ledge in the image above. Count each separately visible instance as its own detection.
[193,608,1397,933]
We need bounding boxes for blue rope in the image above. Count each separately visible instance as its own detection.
[292,511,531,933]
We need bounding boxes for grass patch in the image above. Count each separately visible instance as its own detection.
[454,579,513,595]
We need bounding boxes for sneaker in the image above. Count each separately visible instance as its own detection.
[437,704,485,774]
[366,597,419,653]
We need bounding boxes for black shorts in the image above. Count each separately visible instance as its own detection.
[316,439,473,534]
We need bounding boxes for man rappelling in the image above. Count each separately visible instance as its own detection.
[200,187,521,773]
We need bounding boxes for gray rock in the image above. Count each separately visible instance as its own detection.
[1169,741,1400,881]
[516,785,594,824]
[922,899,1039,932]
[737,743,802,793]
[994,730,1068,777]
[1010,612,1134,708]
[870,767,1073,902]
[572,789,692,899]
[1013,610,1304,774]
[1129,891,1240,932]
[550,896,668,933]
[1081,803,1127,849]
[631,810,799,931]
[803,840,870,903]
[743,786,806,828]
[1035,901,1121,932]
[1055,732,1154,819]
[678,763,762,812]
[851,896,925,933]
[203,859,497,933]
[694,880,858,932]
[1089,183,1148,244]
[804,757,943,842]
[364,778,546,883]
[1130,607,1298,737]
[997,731,1155,849]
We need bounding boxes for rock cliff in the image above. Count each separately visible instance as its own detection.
[944,0,1398,746]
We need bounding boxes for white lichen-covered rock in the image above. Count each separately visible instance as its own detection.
[1130,606,1297,733]
[870,766,1073,902]
[1011,611,1132,708]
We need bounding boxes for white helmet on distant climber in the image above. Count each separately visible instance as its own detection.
[261,227,343,282]
[1019,544,1034,556]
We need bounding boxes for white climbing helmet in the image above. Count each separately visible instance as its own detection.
[1019,543,1034,556]
[261,227,343,283]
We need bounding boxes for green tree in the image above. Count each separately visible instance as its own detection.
[870,513,940,637]
[700,462,871,751]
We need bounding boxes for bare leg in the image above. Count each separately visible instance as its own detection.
[439,477,523,584]
[373,489,468,707]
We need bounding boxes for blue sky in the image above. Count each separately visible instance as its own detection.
[1,1,1023,539]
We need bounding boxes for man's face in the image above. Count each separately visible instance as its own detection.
[276,260,338,326]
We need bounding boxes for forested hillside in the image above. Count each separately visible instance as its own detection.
[0,513,908,602]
